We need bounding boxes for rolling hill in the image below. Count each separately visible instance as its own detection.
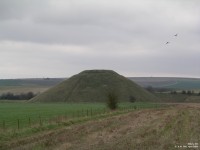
[30,70,157,103]
[130,77,200,90]
[0,78,64,95]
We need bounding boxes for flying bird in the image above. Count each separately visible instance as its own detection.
[165,33,178,45]
[166,42,170,44]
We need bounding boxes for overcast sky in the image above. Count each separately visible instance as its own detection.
[0,0,200,79]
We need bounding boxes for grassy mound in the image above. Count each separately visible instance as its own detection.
[30,70,157,102]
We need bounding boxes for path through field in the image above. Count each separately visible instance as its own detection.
[4,103,200,150]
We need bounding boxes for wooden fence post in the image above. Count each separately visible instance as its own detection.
[91,108,93,116]
[39,115,42,126]
[77,110,79,118]
[17,119,20,130]
[3,120,5,130]
[65,111,67,118]
[29,117,31,127]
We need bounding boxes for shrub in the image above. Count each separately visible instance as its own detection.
[171,91,177,94]
[129,95,136,103]
[181,90,186,94]
[106,90,118,110]
[0,92,36,100]
[187,90,192,95]
[145,86,154,93]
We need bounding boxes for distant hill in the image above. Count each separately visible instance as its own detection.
[130,77,200,90]
[0,78,64,87]
[1,77,200,93]
[30,70,157,103]
[0,78,65,95]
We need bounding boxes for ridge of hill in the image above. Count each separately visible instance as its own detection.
[0,78,64,87]
[1,77,200,93]
[130,77,200,89]
[30,70,157,103]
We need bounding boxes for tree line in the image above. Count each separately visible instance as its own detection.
[0,92,36,100]
[145,86,200,96]
[171,90,200,96]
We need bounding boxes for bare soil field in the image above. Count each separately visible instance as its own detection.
[2,103,200,150]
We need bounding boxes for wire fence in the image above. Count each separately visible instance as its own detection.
[0,104,166,131]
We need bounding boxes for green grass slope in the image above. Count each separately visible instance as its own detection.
[30,70,158,103]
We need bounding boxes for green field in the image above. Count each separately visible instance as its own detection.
[1,77,200,96]
[0,78,64,87]
[131,77,200,90]
[165,79,200,90]
[0,103,104,129]
[0,78,64,95]
[0,102,161,130]
[1,103,199,150]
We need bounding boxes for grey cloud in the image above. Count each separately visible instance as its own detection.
[0,0,200,78]
[0,0,49,20]
[1,0,199,47]
[0,0,188,44]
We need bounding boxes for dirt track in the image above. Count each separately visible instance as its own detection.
[6,103,200,150]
